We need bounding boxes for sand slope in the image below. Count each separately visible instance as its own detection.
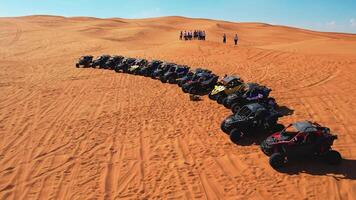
[1,15,356,200]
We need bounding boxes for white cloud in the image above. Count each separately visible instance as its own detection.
[350,18,356,27]
[326,20,336,27]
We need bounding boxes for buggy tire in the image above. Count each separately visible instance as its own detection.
[220,121,230,134]
[269,153,285,169]
[208,93,217,101]
[182,87,189,93]
[260,141,273,156]
[229,129,242,143]
[160,77,167,83]
[231,103,240,113]
[188,87,197,95]
[223,100,231,108]
[168,77,176,84]
[217,95,226,104]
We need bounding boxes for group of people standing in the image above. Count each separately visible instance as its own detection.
[223,33,239,45]
[180,30,206,40]
[179,31,239,45]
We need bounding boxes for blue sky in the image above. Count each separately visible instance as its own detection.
[1,0,356,33]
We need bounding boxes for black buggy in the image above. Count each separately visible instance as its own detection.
[220,103,283,143]
[114,57,136,73]
[103,55,124,70]
[76,55,93,68]
[91,55,111,69]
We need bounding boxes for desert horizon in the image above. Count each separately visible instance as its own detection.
[1,13,356,200]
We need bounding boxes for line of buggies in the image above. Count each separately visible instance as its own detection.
[76,55,342,169]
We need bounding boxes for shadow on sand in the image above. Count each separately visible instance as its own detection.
[276,157,356,180]
[277,105,294,116]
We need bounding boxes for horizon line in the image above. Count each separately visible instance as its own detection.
[3,14,356,36]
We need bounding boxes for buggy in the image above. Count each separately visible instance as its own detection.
[160,65,190,84]
[260,121,342,169]
[177,68,212,87]
[76,55,93,68]
[139,60,163,77]
[221,103,282,143]
[91,55,111,68]
[223,83,276,113]
[127,59,148,74]
[151,62,176,79]
[104,55,124,70]
[114,57,136,73]
[181,72,219,95]
[208,75,244,104]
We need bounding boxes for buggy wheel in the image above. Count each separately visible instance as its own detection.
[217,95,226,104]
[229,129,242,143]
[231,103,240,113]
[76,63,80,68]
[182,87,189,93]
[260,141,273,156]
[220,121,230,134]
[324,150,342,165]
[188,87,197,95]
[223,99,231,108]
[168,77,176,84]
[269,153,285,169]
[160,77,167,83]
[208,93,217,100]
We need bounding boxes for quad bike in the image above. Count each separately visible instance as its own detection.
[260,121,342,169]
[208,75,244,104]
[76,55,93,68]
[221,103,283,143]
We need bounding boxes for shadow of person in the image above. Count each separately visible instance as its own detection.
[276,157,356,180]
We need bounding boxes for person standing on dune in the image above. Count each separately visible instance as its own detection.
[180,31,183,40]
[223,33,226,43]
[234,34,238,45]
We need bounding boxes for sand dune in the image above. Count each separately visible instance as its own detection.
[1,15,356,199]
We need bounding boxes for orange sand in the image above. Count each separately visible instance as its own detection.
[1,15,356,199]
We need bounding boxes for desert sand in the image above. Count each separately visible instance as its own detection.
[0,15,356,200]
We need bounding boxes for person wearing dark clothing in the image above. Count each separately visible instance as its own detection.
[180,31,183,40]
[234,34,238,45]
[223,33,226,43]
